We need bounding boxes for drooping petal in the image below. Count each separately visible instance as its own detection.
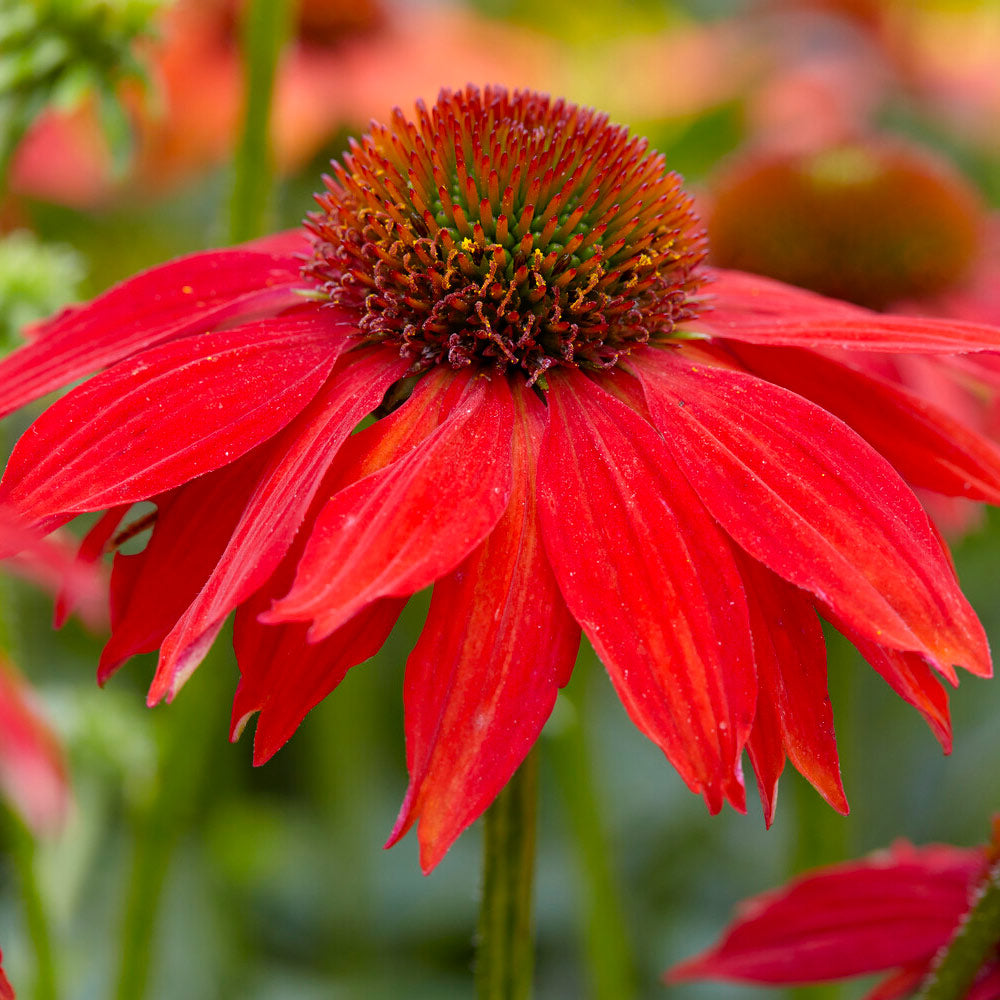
[97,447,270,686]
[0,655,69,837]
[834,618,954,753]
[267,373,516,640]
[737,552,847,825]
[150,347,409,703]
[0,314,348,523]
[727,343,1000,503]
[666,842,985,985]
[634,350,991,681]
[0,247,308,417]
[232,585,406,764]
[387,382,580,872]
[536,371,756,814]
[700,268,1000,352]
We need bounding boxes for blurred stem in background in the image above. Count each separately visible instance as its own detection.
[476,749,539,1000]
[7,817,57,1000]
[116,1,292,992]
[113,650,231,1000]
[228,0,296,244]
[917,856,1000,1000]
[787,629,854,1000]
[550,662,637,1000]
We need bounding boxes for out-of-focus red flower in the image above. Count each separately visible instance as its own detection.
[0,510,92,838]
[1,87,998,870]
[0,654,69,838]
[0,951,13,1000]
[9,0,559,205]
[666,830,1000,999]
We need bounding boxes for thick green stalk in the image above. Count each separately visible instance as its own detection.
[917,858,1000,1000]
[551,674,636,1000]
[475,750,539,1000]
[227,0,293,244]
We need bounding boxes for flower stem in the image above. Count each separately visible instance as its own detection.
[476,749,539,1000]
[113,656,227,1000]
[916,857,1000,1000]
[228,0,294,243]
[7,817,57,1000]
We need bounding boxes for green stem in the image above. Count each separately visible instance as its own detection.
[916,858,1000,1000]
[7,818,57,1000]
[228,0,294,243]
[475,749,539,1000]
[551,673,636,1000]
[113,657,227,1000]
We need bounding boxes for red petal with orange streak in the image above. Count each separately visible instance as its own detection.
[0,247,308,418]
[701,268,1000,352]
[386,383,580,872]
[267,374,515,640]
[727,342,1000,503]
[0,314,346,522]
[634,351,991,681]
[536,371,755,814]
[149,347,408,703]
[98,448,269,686]
[737,553,846,825]
[666,841,984,985]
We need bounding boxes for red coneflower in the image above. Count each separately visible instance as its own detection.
[667,826,1000,998]
[0,86,998,871]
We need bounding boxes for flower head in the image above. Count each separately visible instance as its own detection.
[0,86,998,870]
[666,825,1000,999]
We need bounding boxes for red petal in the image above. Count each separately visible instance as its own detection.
[666,841,984,985]
[98,449,269,687]
[834,619,953,753]
[150,347,408,702]
[267,374,515,639]
[738,553,846,825]
[536,371,756,814]
[0,654,69,836]
[634,351,991,680]
[232,586,405,763]
[0,951,11,1000]
[1,247,307,417]
[727,343,1000,503]
[1,314,347,522]
[386,382,580,872]
[0,509,104,627]
[701,268,1000,353]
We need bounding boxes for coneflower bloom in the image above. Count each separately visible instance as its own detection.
[666,827,1000,998]
[1,87,999,871]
